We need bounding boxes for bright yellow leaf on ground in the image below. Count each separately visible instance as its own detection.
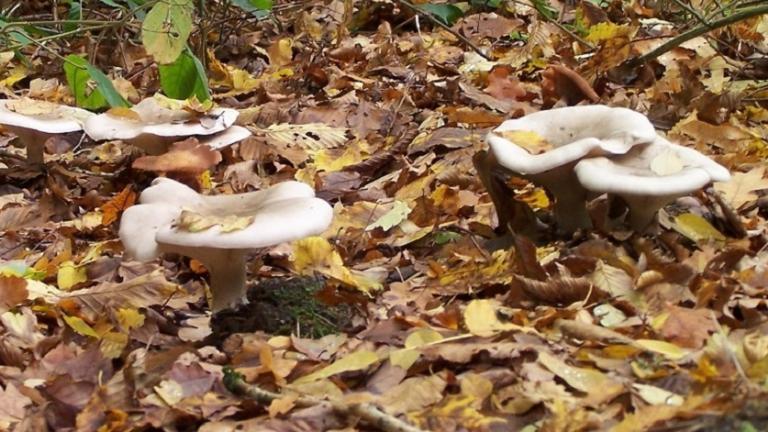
[57,261,88,290]
[291,237,381,293]
[293,349,379,384]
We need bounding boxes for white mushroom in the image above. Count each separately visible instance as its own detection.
[84,96,240,155]
[199,125,251,150]
[119,178,333,311]
[574,135,731,230]
[0,98,93,163]
[487,105,657,232]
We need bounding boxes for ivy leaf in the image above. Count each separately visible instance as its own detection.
[158,49,211,101]
[416,3,464,26]
[141,0,194,64]
[63,54,129,110]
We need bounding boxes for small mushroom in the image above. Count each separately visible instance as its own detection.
[0,98,93,163]
[574,135,731,230]
[487,105,657,231]
[119,178,333,311]
[84,96,240,155]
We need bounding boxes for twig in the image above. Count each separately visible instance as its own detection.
[625,4,768,68]
[223,368,427,432]
[396,0,491,60]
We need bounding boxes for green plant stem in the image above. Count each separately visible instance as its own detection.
[626,4,768,68]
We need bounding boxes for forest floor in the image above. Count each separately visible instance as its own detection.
[1,1,768,431]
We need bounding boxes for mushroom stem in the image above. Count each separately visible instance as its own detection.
[532,167,592,232]
[621,195,672,231]
[182,247,249,312]
[6,126,46,164]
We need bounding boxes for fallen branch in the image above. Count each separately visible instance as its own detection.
[625,4,768,68]
[223,367,427,432]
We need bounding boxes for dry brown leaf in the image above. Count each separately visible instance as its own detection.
[714,166,768,209]
[100,186,136,226]
[132,138,222,173]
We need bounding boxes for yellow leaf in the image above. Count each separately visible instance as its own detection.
[0,65,29,88]
[671,213,726,244]
[586,22,631,43]
[464,299,524,337]
[57,261,88,290]
[635,339,690,360]
[106,106,141,121]
[117,308,145,331]
[63,315,100,338]
[389,328,444,370]
[268,38,293,67]
[497,130,551,155]
[366,201,412,232]
[293,350,379,384]
[198,170,213,191]
[176,210,254,233]
[292,237,381,293]
[100,331,128,359]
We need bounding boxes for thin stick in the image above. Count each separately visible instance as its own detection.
[397,0,491,60]
[626,4,768,68]
[223,368,427,432]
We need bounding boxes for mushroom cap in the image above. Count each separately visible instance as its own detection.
[0,98,92,133]
[155,196,333,249]
[83,97,239,142]
[119,203,180,261]
[119,178,330,260]
[488,105,657,175]
[200,125,252,150]
[574,136,731,196]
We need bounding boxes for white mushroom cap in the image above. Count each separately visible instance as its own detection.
[83,97,239,154]
[574,135,731,229]
[488,105,657,174]
[0,98,93,163]
[119,178,333,311]
[0,99,92,133]
[156,196,333,249]
[119,203,180,261]
[200,125,252,150]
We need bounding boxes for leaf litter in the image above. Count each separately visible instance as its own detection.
[1,1,768,431]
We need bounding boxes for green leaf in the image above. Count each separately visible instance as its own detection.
[98,0,125,7]
[63,55,129,110]
[0,19,34,47]
[158,49,210,101]
[141,0,194,64]
[416,3,464,26]
[231,0,273,16]
[64,0,83,32]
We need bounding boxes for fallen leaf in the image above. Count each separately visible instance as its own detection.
[464,299,525,337]
[176,210,254,233]
[714,166,768,209]
[132,138,222,173]
[293,349,379,384]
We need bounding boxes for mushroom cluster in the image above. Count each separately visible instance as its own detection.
[84,95,251,155]
[119,178,333,311]
[487,105,730,231]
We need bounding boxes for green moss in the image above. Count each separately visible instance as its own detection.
[211,277,358,340]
